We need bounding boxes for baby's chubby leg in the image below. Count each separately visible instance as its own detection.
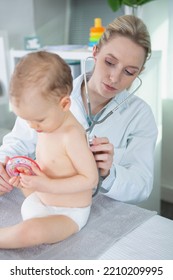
[0,215,78,249]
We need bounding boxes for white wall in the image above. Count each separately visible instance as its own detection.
[142,0,169,100]
[0,0,35,49]
[33,0,69,46]
[161,0,173,203]
[69,0,122,44]
[166,0,173,98]
[0,0,69,130]
[161,100,173,203]
[143,0,173,203]
[0,0,68,49]
[143,0,173,205]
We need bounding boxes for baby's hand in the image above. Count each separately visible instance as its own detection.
[16,166,33,175]
[30,163,45,177]
[20,164,49,192]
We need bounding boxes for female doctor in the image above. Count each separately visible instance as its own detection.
[0,15,157,203]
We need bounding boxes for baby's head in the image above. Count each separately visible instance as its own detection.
[9,51,73,106]
[9,51,73,133]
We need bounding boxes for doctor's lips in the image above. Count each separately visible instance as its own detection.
[103,82,117,92]
[36,129,43,133]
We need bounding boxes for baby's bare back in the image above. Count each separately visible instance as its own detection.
[35,120,93,207]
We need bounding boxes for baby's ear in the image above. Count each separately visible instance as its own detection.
[60,96,71,111]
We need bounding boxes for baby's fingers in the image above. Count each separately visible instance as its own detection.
[31,163,44,177]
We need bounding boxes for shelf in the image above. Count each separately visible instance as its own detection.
[10,47,93,75]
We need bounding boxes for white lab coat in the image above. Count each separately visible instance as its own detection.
[0,74,158,203]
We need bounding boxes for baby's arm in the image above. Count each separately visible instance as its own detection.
[19,128,99,194]
[60,128,99,192]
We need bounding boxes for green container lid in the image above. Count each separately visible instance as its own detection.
[65,60,80,65]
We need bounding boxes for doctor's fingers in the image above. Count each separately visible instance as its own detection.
[92,136,110,145]
[0,176,13,193]
[0,162,11,182]
[94,152,113,165]
[94,154,112,177]
[90,142,114,155]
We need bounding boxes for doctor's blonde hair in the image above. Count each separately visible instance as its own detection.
[97,15,151,66]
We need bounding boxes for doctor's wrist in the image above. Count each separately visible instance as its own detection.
[100,170,110,180]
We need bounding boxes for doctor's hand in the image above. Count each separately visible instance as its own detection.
[90,137,114,178]
[0,156,13,194]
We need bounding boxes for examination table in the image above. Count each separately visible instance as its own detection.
[0,188,172,260]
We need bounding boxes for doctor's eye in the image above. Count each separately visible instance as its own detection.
[124,69,134,76]
[105,58,115,67]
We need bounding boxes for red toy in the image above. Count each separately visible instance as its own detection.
[6,156,40,177]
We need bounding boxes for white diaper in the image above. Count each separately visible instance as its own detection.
[21,192,91,231]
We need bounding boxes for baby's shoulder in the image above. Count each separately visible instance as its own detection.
[65,122,85,136]
[63,121,85,144]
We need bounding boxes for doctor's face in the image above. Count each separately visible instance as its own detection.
[91,36,145,100]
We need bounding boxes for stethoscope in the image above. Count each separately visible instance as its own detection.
[83,57,143,196]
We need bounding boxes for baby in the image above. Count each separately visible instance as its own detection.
[0,51,98,248]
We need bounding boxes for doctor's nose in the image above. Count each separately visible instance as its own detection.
[109,69,122,84]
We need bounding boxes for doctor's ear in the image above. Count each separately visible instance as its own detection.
[140,66,145,74]
[59,96,71,111]
[92,45,98,60]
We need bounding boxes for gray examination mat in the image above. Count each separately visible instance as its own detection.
[0,188,156,260]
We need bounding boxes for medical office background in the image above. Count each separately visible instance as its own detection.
[0,0,172,216]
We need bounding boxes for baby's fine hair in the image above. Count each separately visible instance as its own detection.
[98,15,151,65]
[10,51,73,100]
